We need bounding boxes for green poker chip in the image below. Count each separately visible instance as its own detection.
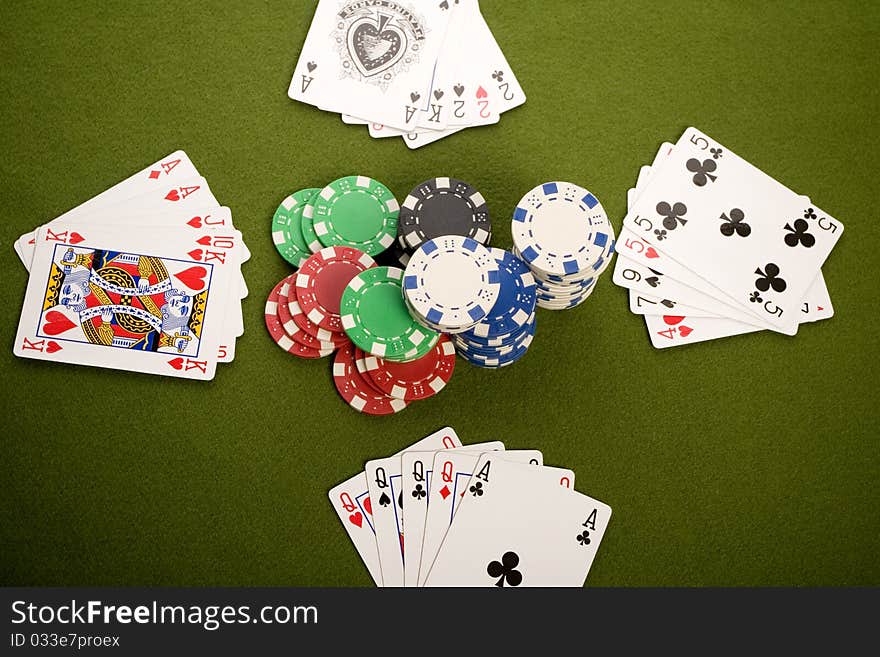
[271,188,320,267]
[340,266,439,361]
[300,198,323,254]
[312,175,399,256]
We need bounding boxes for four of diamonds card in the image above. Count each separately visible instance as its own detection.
[12,152,249,380]
[329,427,612,587]
[288,0,526,148]
[613,127,843,348]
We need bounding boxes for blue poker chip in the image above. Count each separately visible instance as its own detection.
[459,248,536,340]
[403,235,501,332]
[458,322,536,368]
[453,316,535,356]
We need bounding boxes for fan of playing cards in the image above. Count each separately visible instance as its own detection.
[613,127,843,348]
[12,151,249,381]
[288,0,526,149]
[329,427,612,587]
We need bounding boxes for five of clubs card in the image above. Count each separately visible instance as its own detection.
[288,0,526,149]
[329,427,611,587]
[613,127,842,348]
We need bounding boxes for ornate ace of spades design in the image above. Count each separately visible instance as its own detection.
[334,2,426,88]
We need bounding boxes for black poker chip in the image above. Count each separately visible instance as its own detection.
[397,177,492,252]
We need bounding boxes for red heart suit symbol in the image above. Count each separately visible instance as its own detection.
[678,325,693,338]
[196,235,212,246]
[42,310,76,336]
[645,247,659,259]
[174,266,207,291]
[348,512,363,528]
[187,249,203,261]
[68,232,85,245]
[662,315,686,326]
[45,341,62,354]
[476,86,488,99]
[187,216,203,228]
[363,497,372,516]
[168,357,184,370]
[165,189,180,202]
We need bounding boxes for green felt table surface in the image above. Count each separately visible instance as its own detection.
[1,0,877,587]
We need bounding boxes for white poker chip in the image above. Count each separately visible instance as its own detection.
[402,235,501,332]
[511,181,613,278]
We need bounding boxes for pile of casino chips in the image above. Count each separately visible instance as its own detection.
[401,237,537,369]
[511,182,616,309]
[269,175,613,413]
[268,176,460,415]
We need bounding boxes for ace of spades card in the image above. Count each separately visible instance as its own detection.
[424,457,611,587]
[288,0,457,131]
[14,223,238,380]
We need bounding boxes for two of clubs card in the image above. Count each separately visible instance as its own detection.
[328,426,612,587]
[288,0,525,149]
[613,127,843,348]
[12,151,249,381]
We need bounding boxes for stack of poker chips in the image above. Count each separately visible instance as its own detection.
[511,182,616,310]
[402,238,538,369]
[268,175,613,412]
[268,177,462,416]
[451,248,537,368]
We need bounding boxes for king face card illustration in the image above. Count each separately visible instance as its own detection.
[14,224,236,380]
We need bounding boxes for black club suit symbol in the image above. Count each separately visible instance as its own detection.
[411,484,426,500]
[755,263,787,293]
[710,147,723,159]
[750,291,762,303]
[654,229,667,241]
[657,201,687,230]
[784,218,816,248]
[576,530,591,546]
[804,208,817,220]
[720,208,751,237]
[686,158,718,186]
[492,70,504,82]
[469,481,483,497]
[487,551,522,587]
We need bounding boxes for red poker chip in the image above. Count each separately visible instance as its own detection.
[295,246,376,331]
[354,346,394,396]
[333,343,408,415]
[276,274,341,351]
[283,276,350,348]
[265,279,334,359]
[361,333,456,401]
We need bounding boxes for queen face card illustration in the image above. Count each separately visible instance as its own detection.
[288,0,456,131]
[14,223,237,380]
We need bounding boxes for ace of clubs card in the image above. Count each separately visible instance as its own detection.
[425,457,611,587]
